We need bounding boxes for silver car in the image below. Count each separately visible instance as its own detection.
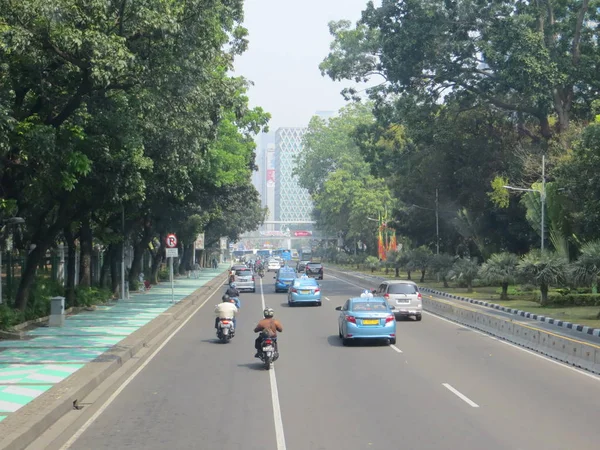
[234,267,256,293]
[374,280,423,321]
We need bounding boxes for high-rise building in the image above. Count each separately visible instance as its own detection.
[274,127,312,223]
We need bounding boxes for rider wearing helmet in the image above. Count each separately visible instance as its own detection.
[215,295,238,331]
[253,307,283,358]
[226,282,240,298]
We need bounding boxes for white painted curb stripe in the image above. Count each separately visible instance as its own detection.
[442,383,479,408]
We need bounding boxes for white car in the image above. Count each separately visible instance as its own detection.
[374,280,423,321]
[267,259,281,272]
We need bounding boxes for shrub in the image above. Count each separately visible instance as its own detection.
[543,293,600,307]
[74,287,112,307]
[0,304,25,330]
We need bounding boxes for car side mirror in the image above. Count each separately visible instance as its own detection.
[389,305,396,310]
[335,306,342,311]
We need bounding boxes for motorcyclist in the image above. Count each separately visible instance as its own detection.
[226,282,240,298]
[253,307,283,358]
[214,295,238,332]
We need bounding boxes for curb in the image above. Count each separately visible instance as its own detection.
[0,271,228,450]
[327,265,600,338]
[419,287,600,338]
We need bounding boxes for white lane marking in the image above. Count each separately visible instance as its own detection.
[423,311,600,382]
[390,345,403,353]
[329,270,600,383]
[260,279,287,450]
[442,383,480,408]
[59,287,222,449]
[324,297,330,301]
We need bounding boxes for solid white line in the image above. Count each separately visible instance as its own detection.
[260,279,287,450]
[442,383,480,408]
[423,311,600,382]
[329,271,600,383]
[324,297,331,301]
[390,345,403,353]
[59,286,222,449]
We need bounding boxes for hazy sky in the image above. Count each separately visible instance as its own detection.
[233,0,377,131]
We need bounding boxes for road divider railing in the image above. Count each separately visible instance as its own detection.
[327,267,600,375]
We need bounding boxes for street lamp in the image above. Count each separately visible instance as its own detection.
[503,154,546,252]
[0,217,25,304]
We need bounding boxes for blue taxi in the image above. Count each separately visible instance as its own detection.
[274,267,297,293]
[335,292,397,346]
[288,275,321,306]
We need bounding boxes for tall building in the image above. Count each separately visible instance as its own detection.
[274,127,312,223]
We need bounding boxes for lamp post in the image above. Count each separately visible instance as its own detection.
[503,155,546,252]
[0,217,25,304]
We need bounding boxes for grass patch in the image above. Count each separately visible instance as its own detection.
[492,300,600,328]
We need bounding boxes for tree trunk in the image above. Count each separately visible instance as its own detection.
[443,276,449,288]
[540,283,549,306]
[150,248,163,284]
[64,228,77,306]
[78,216,93,288]
[501,282,509,300]
[128,221,153,287]
[99,245,113,288]
[395,266,399,277]
[407,270,412,280]
[420,270,426,283]
[14,244,48,311]
[110,246,119,297]
[467,280,473,293]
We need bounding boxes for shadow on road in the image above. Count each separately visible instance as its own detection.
[326,335,344,347]
[326,335,392,348]
[237,362,269,371]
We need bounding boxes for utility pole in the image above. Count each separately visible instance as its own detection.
[541,154,545,253]
[435,188,440,255]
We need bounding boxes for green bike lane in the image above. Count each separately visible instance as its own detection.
[0,266,228,422]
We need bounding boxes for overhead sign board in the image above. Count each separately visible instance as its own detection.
[294,231,312,237]
[166,234,178,248]
[166,248,179,258]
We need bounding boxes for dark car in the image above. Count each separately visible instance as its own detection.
[296,259,311,272]
[305,262,323,280]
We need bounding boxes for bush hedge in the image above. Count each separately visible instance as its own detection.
[544,293,600,307]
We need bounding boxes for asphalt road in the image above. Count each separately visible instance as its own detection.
[43,274,600,450]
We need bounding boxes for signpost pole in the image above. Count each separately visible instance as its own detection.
[170,256,174,303]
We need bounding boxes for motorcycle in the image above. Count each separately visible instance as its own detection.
[258,331,279,369]
[216,317,235,343]
[258,268,265,278]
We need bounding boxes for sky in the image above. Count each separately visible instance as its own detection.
[233,0,379,131]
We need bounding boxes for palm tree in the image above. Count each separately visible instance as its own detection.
[570,240,600,293]
[478,252,519,300]
[517,250,567,305]
[365,255,380,273]
[429,253,456,288]
[410,246,433,283]
[449,258,480,293]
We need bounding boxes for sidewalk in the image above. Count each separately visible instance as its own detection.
[0,265,228,423]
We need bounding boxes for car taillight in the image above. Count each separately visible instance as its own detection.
[221,320,230,324]
[384,293,389,299]
[346,316,356,324]
[417,292,422,299]
[315,287,320,293]
[252,276,255,281]
[385,315,394,323]
[291,288,297,293]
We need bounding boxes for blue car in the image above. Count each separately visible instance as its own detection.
[288,276,321,306]
[335,296,397,346]
[274,267,297,293]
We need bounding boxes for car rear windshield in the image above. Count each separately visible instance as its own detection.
[306,263,322,268]
[388,284,418,294]
[236,269,252,276]
[294,279,317,287]
[351,302,388,311]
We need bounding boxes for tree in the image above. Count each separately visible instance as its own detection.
[478,253,519,300]
[429,253,456,288]
[570,241,600,292]
[517,250,567,305]
[365,255,380,273]
[409,246,433,283]
[449,258,480,293]
[321,0,599,138]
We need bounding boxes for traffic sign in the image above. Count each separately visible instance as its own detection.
[166,248,179,258]
[166,233,177,248]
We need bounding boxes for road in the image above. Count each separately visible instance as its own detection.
[40,273,600,450]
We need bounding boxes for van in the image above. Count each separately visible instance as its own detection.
[374,280,423,321]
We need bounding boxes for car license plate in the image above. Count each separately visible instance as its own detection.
[363,319,379,325]
[300,290,310,294]
[396,299,410,304]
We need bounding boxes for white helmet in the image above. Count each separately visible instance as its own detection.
[263,307,274,318]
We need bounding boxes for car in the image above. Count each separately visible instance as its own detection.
[288,275,321,306]
[274,267,297,293]
[267,259,282,272]
[335,296,396,346]
[296,259,311,272]
[305,262,323,280]
[234,267,256,292]
[374,280,423,321]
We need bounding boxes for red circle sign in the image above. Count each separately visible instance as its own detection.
[166,233,178,248]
